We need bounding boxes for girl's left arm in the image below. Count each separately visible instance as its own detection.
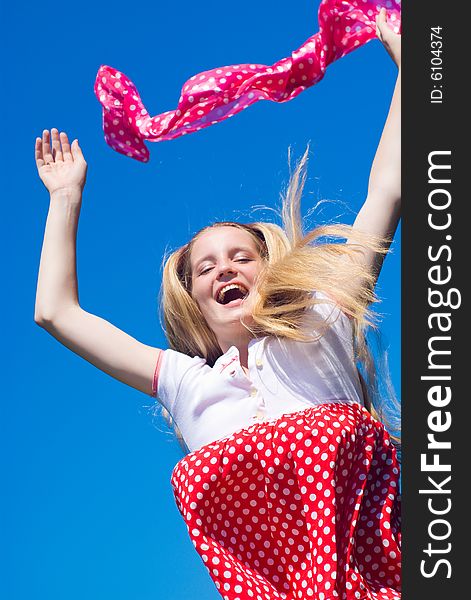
[347,9,401,290]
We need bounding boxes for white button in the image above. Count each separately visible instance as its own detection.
[250,388,257,397]
[255,358,263,368]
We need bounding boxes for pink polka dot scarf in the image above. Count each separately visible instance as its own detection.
[95,0,401,162]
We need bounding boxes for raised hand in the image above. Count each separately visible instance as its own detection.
[35,129,87,197]
[376,8,401,69]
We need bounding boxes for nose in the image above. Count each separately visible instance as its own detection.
[216,262,237,280]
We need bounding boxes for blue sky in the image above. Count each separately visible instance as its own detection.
[1,1,400,598]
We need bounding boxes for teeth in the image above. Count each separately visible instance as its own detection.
[217,284,248,304]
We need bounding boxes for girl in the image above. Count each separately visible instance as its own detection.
[34,9,401,600]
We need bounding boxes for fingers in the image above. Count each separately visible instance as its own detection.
[35,137,44,168]
[42,130,54,165]
[71,138,85,162]
[377,7,387,24]
[37,129,82,165]
[375,7,401,67]
[376,7,397,39]
[51,128,63,162]
[60,131,73,162]
[375,8,387,40]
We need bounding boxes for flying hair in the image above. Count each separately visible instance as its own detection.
[158,148,400,448]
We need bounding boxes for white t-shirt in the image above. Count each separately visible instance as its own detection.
[154,295,364,452]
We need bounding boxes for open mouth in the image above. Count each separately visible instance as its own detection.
[216,283,249,305]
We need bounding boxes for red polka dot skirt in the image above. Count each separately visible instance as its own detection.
[171,403,401,600]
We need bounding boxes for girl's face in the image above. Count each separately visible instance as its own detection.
[190,226,264,346]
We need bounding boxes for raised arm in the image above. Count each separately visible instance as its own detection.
[34,129,161,396]
[347,9,401,290]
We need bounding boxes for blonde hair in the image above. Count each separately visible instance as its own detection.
[159,149,400,448]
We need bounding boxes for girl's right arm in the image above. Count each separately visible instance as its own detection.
[34,129,161,396]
